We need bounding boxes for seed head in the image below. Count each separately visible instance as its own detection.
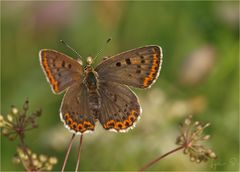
[2,99,57,171]
[0,99,42,141]
[176,115,217,163]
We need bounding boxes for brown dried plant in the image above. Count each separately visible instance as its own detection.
[139,115,217,171]
[0,99,58,171]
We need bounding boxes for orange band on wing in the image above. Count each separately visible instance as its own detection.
[143,53,159,87]
[103,110,139,131]
[63,113,95,133]
[42,51,59,92]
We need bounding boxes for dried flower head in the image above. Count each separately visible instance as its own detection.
[0,99,41,141]
[176,115,217,163]
[2,99,57,171]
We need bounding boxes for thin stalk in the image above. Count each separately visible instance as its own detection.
[61,134,76,172]
[19,136,34,170]
[75,134,84,172]
[18,155,30,172]
[138,145,184,172]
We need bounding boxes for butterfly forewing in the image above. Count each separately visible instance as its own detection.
[98,81,141,132]
[39,49,83,94]
[60,83,95,134]
[95,46,163,89]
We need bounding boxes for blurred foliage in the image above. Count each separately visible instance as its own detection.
[1,1,239,171]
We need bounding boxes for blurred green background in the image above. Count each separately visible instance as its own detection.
[1,1,239,171]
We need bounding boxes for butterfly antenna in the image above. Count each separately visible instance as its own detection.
[60,40,83,59]
[93,37,112,61]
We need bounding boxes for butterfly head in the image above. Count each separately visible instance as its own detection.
[86,56,93,66]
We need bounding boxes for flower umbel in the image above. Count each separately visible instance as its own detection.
[176,115,217,163]
[139,115,217,171]
[0,99,41,141]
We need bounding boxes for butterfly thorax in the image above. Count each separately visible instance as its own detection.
[85,68,98,91]
[84,56,98,91]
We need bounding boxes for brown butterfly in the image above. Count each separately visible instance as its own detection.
[39,45,163,134]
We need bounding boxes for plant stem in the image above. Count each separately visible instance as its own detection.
[19,135,34,170]
[18,152,30,171]
[61,134,76,172]
[75,134,83,172]
[138,145,184,172]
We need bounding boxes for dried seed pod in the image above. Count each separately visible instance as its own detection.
[11,107,18,115]
[12,155,21,164]
[7,114,13,122]
[23,99,29,111]
[39,154,47,162]
[202,135,211,140]
[49,157,58,164]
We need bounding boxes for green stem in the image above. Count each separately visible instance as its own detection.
[19,135,35,171]
[138,145,184,172]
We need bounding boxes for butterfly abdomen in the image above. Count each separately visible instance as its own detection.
[88,92,101,118]
[85,70,101,117]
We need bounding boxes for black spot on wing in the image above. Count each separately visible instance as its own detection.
[125,58,131,65]
[116,62,121,67]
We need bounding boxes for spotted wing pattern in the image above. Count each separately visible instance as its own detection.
[60,83,95,134]
[95,46,162,89]
[39,49,83,94]
[97,81,141,132]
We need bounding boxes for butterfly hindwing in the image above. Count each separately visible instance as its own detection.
[95,46,163,89]
[60,83,95,134]
[39,49,83,94]
[98,81,141,132]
